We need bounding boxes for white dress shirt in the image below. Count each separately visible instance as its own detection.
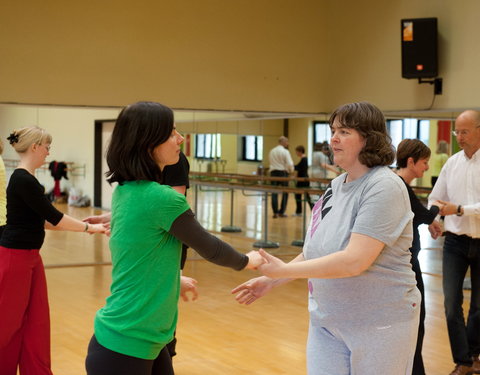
[428,148,480,238]
[268,145,294,173]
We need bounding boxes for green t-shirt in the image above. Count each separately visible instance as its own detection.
[94,181,190,359]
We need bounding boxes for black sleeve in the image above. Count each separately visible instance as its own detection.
[60,162,69,180]
[49,161,55,175]
[18,172,64,225]
[162,152,190,189]
[169,209,249,270]
[406,183,439,225]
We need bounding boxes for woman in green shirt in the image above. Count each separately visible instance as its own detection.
[85,101,263,375]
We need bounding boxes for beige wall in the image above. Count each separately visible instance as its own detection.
[325,0,480,112]
[0,0,329,113]
[1,0,475,203]
[2,1,480,114]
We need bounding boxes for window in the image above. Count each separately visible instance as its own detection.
[387,120,404,151]
[387,119,430,150]
[241,135,263,161]
[418,120,430,145]
[195,134,221,159]
[313,121,331,145]
[403,119,418,139]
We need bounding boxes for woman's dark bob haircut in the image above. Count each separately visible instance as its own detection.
[106,101,174,185]
[329,102,395,167]
[396,138,431,169]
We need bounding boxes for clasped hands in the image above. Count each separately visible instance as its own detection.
[431,200,459,216]
[245,249,287,278]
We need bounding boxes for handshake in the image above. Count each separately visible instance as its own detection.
[431,200,463,216]
[245,249,285,278]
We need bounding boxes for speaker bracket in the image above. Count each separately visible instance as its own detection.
[418,77,442,95]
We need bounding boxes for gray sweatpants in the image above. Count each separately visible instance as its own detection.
[306,314,419,375]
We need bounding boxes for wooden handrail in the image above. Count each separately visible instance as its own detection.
[189,171,432,196]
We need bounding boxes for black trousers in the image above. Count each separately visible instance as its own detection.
[85,335,174,375]
[270,170,289,215]
[294,181,314,214]
[411,254,426,375]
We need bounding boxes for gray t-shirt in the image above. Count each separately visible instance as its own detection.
[311,151,329,179]
[303,166,419,326]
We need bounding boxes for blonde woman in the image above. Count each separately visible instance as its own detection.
[0,126,107,375]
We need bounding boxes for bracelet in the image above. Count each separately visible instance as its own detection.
[456,205,463,217]
[84,222,89,232]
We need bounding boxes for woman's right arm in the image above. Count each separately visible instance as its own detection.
[169,209,262,270]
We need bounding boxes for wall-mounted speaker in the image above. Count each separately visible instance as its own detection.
[401,18,438,79]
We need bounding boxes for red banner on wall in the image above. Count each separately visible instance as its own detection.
[437,121,451,143]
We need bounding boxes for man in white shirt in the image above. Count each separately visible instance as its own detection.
[268,136,294,218]
[428,110,480,375]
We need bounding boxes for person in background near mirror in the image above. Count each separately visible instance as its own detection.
[427,110,480,375]
[84,101,264,375]
[0,126,107,375]
[396,138,444,375]
[268,136,294,218]
[294,145,314,216]
[233,102,420,375]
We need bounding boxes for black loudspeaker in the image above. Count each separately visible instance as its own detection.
[401,18,438,79]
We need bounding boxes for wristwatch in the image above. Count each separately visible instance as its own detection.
[456,205,464,216]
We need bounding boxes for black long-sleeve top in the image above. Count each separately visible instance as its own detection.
[162,152,190,189]
[0,169,64,250]
[400,177,439,258]
[169,209,249,270]
[295,156,310,187]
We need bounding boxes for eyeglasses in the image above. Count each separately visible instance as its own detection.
[40,144,51,151]
[452,130,470,137]
[452,125,480,137]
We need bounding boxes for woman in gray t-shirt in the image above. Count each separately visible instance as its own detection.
[233,102,420,375]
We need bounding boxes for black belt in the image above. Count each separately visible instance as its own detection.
[445,232,479,241]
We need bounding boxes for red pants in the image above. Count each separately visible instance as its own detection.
[0,247,53,375]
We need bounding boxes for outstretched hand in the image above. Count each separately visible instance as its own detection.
[83,213,111,225]
[245,250,267,270]
[257,249,288,278]
[231,276,274,305]
[83,213,112,235]
[87,223,109,235]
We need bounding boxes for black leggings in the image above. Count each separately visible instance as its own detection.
[85,335,174,375]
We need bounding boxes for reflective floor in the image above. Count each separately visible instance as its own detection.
[39,189,464,374]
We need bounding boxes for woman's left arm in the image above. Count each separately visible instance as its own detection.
[259,233,384,279]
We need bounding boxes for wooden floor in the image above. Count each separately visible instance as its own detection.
[40,188,469,374]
